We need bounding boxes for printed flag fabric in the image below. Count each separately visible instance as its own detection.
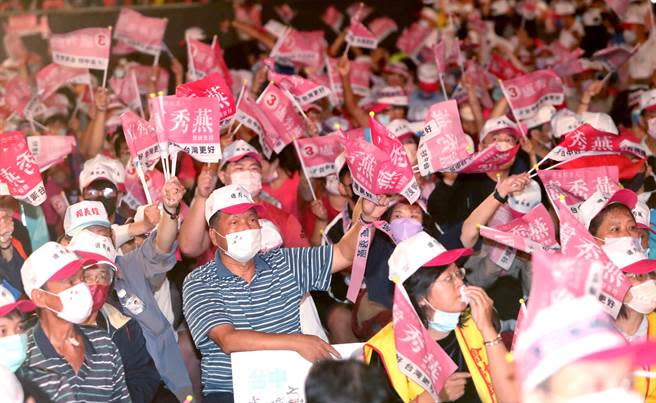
[270,29,327,69]
[432,143,520,174]
[50,28,111,70]
[433,36,462,74]
[36,64,89,100]
[234,92,265,137]
[592,45,636,72]
[120,111,161,170]
[368,17,398,42]
[0,131,47,206]
[175,73,236,124]
[396,22,434,60]
[538,166,620,209]
[321,6,344,33]
[109,70,142,112]
[546,124,646,162]
[501,69,564,120]
[26,135,77,172]
[488,52,527,81]
[346,20,379,50]
[256,83,304,153]
[418,100,474,176]
[123,163,166,208]
[185,36,232,86]
[296,134,344,177]
[267,70,331,106]
[3,75,33,117]
[114,7,167,56]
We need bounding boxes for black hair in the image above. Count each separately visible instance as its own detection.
[382,201,439,239]
[86,179,118,192]
[0,308,25,321]
[588,203,634,237]
[305,359,396,403]
[113,128,127,159]
[276,144,301,177]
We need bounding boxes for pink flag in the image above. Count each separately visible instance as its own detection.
[274,4,297,24]
[114,8,167,56]
[433,36,462,74]
[321,6,344,33]
[120,111,160,169]
[109,69,142,112]
[175,73,236,123]
[393,286,458,400]
[186,36,232,86]
[123,164,165,208]
[397,22,434,60]
[267,70,330,106]
[350,59,372,96]
[346,20,379,50]
[368,17,398,42]
[418,100,475,175]
[479,204,559,254]
[26,135,76,172]
[256,83,304,153]
[546,124,646,162]
[437,143,520,174]
[3,75,32,116]
[607,0,631,19]
[296,134,344,178]
[36,63,90,100]
[556,201,630,317]
[50,28,111,70]
[592,45,636,72]
[149,96,223,163]
[501,70,564,121]
[130,63,169,94]
[270,30,327,68]
[344,116,420,203]
[234,92,264,137]
[538,166,620,208]
[6,14,48,37]
[0,131,46,206]
[346,3,373,20]
[3,33,28,63]
[488,53,527,81]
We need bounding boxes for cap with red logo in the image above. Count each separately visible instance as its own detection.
[63,201,111,237]
[219,140,263,170]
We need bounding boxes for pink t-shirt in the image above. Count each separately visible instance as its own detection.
[262,171,301,220]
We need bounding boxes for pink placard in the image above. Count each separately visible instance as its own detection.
[548,124,646,161]
[396,21,433,60]
[0,131,46,206]
[267,70,331,106]
[121,111,160,170]
[592,45,635,72]
[368,17,398,42]
[437,144,520,174]
[480,204,559,254]
[270,30,327,69]
[50,28,111,70]
[176,73,236,122]
[346,20,378,50]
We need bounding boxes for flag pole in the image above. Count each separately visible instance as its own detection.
[131,71,145,119]
[438,73,448,99]
[186,33,197,81]
[101,26,113,89]
[134,162,153,204]
[226,80,247,134]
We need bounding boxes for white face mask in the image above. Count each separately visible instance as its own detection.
[325,174,341,196]
[216,228,262,263]
[230,171,262,197]
[561,388,643,403]
[44,283,93,324]
[259,219,283,252]
[627,279,656,314]
[647,118,656,139]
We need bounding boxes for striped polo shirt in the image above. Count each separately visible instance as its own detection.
[17,323,131,402]
[183,246,333,394]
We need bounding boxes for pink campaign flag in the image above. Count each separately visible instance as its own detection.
[267,70,330,106]
[120,111,161,170]
[6,14,49,37]
[130,63,169,95]
[234,92,265,137]
[556,201,630,318]
[270,29,327,69]
[479,204,559,254]
[417,100,475,176]
[3,75,33,116]
[546,124,646,162]
[592,45,636,72]
[397,22,434,60]
[433,36,462,74]
[150,96,223,163]
[346,19,379,50]
[175,73,236,124]
[109,70,142,113]
[368,17,398,43]
[393,286,458,400]
[274,4,297,24]
[123,164,166,208]
[50,28,111,70]
[255,83,305,153]
[350,59,372,96]
[346,3,373,20]
[0,131,46,206]
[26,135,76,172]
[3,33,28,63]
[321,6,344,33]
[186,36,232,87]
[439,144,520,174]
[36,64,90,100]
[296,134,344,178]
[501,70,564,121]
[607,0,631,20]
[114,8,167,56]
[344,116,420,203]
[538,166,620,208]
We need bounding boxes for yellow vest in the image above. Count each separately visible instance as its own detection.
[634,312,656,402]
[364,318,497,403]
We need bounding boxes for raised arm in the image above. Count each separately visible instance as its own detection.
[178,168,217,257]
[156,177,185,254]
[79,87,108,160]
[337,56,370,128]
[232,20,276,49]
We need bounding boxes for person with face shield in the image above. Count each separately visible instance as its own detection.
[16,242,131,402]
[364,232,516,403]
[182,184,390,401]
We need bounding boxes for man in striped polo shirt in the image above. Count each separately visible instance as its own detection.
[16,242,130,402]
[183,184,389,402]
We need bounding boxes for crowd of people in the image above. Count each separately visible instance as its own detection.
[2,0,656,402]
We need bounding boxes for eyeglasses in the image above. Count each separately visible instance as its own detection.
[83,187,117,199]
[83,266,114,285]
[438,267,466,284]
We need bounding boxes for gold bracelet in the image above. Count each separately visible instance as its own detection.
[484,334,503,347]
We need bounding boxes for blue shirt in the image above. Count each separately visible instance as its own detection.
[183,246,333,394]
[407,89,445,122]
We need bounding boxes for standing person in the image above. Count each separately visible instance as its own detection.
[17,242,131,402]
[183,184,389,402]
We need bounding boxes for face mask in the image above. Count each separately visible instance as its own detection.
[424,298,461,333]
[390,218,423,243]
[44,283,93,324]
[624,30,637,45]
[0,334,28,372]
[230,171,263,197]
[562,388,643,403]
[89,284,110,312]
[627,279,656,314]
[216,228,262,263]
[325,174,341,196]
[89,196,117,217]
[647,118,656,139]
[376,114,391,126]
[259,219,283,252]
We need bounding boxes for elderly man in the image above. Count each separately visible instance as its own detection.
[183,184,388,402]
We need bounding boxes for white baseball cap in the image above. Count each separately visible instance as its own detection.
[219,140,263,169]
[0,284,35,317]
[479,116,523,144]
[639,89,656,114]
[63,201,111,237]
[490,0,511,16]
[79,154,126,192]
[417,63,439,92]
[524,106,556,130]
[387,119,414,140]
[551,109,583,139]
[554,1,576,16]
[21,242,96,299]
[575,189,638,230]
[508,180,543,217]
[579,112,619,135]
[205,184,263,224]
[68,229,119,272]
[632,199,653,232]
[602,236,656,274]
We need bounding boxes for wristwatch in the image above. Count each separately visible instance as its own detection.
[493,189,508,204]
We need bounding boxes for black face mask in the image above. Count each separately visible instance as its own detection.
[622,172,646,193]
[89,196,117,218]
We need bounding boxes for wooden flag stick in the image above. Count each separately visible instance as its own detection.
[101,26,113,89]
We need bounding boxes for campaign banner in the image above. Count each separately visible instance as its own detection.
[418,100,474,176]
[3,76,33,117]
[368,17,398,42]
[3,33,28,63]
[296,134,344,178]
[501,70,564,120]
[26,135,77,172]
[176,73,236,123]
[436,144,519,174]
[538,166,620,209]
[256,83,304,153]
[270,29,327,69]
[321,6,344,33]
[36,64,90,100]
[346,20,379,50]
[488,53,528,80]
[186,36,231,84]
[50,28,111,70]
[109,69,142,112]
[592,45,636,72]
[121,111,160,170]
[114,8,167,56]
[267,70,330,106]
[547,124,646,162]
[0,131,47,206]
[6,14,49,37]
[234,93,264,136]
